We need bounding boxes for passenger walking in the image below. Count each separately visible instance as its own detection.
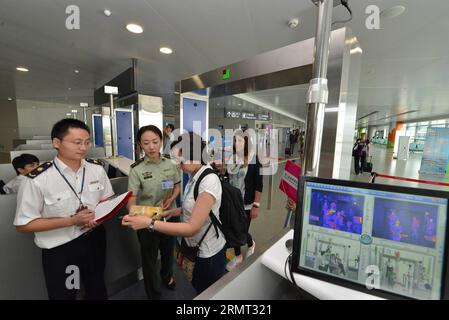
[352,138,362,174]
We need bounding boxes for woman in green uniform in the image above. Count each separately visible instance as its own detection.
[127,125,180,300]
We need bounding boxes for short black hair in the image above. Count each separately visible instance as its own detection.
[137,125,162,142]
[12,153,40,175]
[165,123,175,131]
[51,118,90,140]
[170,132,206,165]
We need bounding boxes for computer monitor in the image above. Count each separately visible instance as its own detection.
[291,176,449,300]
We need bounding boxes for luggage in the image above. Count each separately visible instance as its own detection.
[363,157,373,173]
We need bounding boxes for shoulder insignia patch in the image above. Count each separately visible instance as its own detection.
[26,162,53,179]
[131,158,145,168]
[86,158,105,166]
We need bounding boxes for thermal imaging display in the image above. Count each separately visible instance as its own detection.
[292,178,449,300]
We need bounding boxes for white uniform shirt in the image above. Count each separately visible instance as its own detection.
[182,165,226,258]
[3,175,26,194]
[14,157,114,249]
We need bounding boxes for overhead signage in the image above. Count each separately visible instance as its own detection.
[242,112,256,120]
[258,114,270,121]
[225,110,241,119]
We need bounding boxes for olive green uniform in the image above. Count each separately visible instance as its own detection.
[128,155,181,299]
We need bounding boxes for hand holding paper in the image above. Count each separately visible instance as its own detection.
[95,191,132,223]
[129,205,164,221]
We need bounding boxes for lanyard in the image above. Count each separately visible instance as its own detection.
[53,161,86,206]
[182,178,196,204]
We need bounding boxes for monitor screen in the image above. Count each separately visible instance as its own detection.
[291,177,449,300]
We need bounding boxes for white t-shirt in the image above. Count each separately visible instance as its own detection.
[3,175,26,194]
[182,165,226,258]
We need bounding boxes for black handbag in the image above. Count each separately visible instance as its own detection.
[178,223,213,262]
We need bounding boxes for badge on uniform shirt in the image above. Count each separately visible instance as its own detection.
[161,180,174,190]
[88,182,104,192]
[143,172,153,179]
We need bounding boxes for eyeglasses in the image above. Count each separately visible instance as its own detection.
[65,140,92,147]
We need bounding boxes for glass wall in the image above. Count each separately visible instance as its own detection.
[406,119,449,144]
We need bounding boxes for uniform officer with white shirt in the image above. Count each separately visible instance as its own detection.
[3,153,39,194]
[14,119,114,300]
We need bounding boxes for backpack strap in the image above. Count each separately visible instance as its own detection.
[196,222,214,248]
[193,168,216,200]
[193,167,222,238]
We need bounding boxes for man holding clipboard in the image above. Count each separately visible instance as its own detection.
[14,119,115,300]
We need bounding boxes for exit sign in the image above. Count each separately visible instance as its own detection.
[222,68,230,80]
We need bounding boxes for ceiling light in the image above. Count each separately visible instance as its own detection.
[31,106,36,109]
[16,66,29,72]
[126,23,143,34]
[71,109,78,113]
[103,9,112,17]
[380,6,406,19]
[7,97,13,101]
[66,113,72,116]
[74,69,80,74]
[160,47,173,54]
[68,87,72,91]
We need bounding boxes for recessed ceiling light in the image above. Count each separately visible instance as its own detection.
[68,87,72,91]
[126,23,143,34]
[380,6,406,19]
[16,66,29,72]
[103,9,112,17]
[7,97,13,101]
[66,113,72,116]
[74,69,80,74]
[160,47,173,54]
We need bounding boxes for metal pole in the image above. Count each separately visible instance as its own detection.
[283,209,293,229]
[303,0,334,177]
[109,94,116,157]
[267,175,273,210]
[82,107,87,124]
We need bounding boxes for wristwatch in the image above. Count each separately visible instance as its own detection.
[252,202,260,208]
[147,219,156,232]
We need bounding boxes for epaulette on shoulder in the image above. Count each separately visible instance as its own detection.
[85,158,105,166]
[131,158,144,168]
[26,161,53,179]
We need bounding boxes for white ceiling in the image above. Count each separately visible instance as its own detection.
[1,0,449,126]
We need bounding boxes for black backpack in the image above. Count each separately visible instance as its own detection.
[193,168,249,248]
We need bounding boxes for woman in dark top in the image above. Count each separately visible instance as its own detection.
[225,129,263,271]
